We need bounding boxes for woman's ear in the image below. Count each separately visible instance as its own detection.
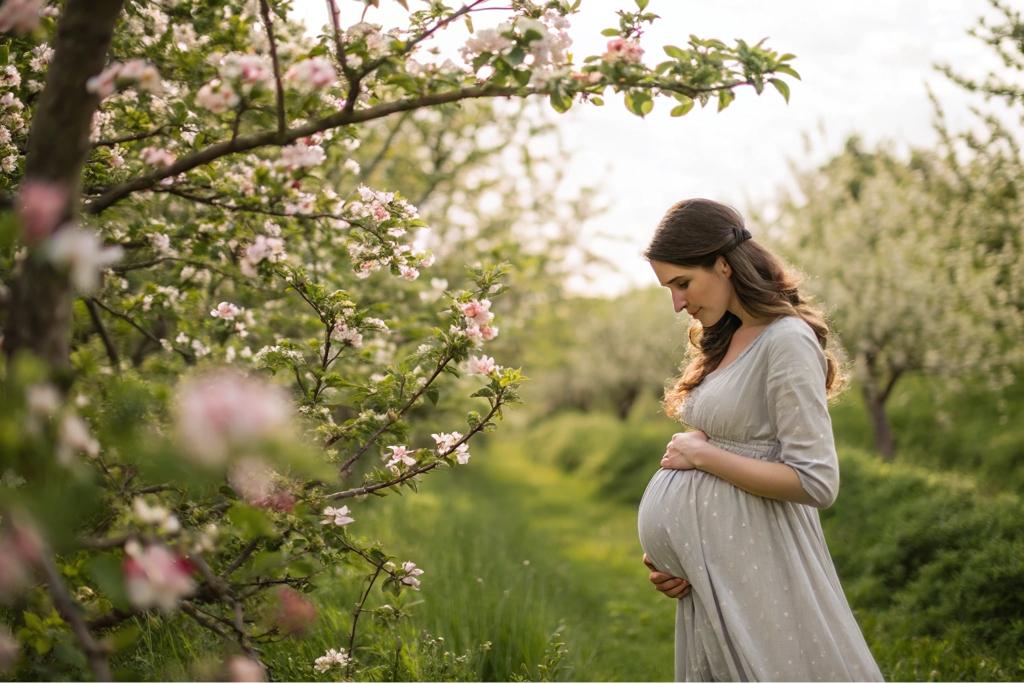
[716,255,731,278]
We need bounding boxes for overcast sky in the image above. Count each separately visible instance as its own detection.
[294,1,1010,295]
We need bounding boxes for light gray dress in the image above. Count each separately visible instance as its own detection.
[637,315,883,682]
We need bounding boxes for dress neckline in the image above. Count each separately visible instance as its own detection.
[703,316,788,381]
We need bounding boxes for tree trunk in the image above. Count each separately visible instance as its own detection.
[861,381,896,461]
[3,0,125,367]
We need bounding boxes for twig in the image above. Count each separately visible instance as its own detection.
[93,124,168,147]
[84,297,120,367]
[39,552,112,681]
[88,297,193,363]
[331,351,453,475]
[259,0,287,136]
[327,397,502,500]
[223,538,262,577]
[346,563,384,679]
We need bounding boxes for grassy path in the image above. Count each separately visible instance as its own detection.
[302,432,678,681]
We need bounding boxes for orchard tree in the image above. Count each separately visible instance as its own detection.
[0,0,797,679]
[766,137,1023,460]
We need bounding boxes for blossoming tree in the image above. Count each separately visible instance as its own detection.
[0,0,797,678]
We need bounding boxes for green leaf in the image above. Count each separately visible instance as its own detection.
[625,91,653,117]
[464,15,473,33]
[600,28,620,37]
[769,78,790,103]
[590,96,605,106]
[663,45,687,60]
[717,89,735,112]
[635,0,649,9]
[227,501,278,540]
[549,90,572,113]
[426,387,440,406]
[778,52,797,62]
[670,97,694,117]
[774,64,801,80]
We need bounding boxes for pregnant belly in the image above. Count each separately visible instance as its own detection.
[636,467,716,580]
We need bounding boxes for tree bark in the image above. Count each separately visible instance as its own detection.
[3,0,125,367]
[860,379,896,461]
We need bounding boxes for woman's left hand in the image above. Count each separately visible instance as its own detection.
[661,430,710,470]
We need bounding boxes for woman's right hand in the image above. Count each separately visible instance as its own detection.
[643,553,691,599]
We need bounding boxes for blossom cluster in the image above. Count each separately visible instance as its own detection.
[602,38,644,65]
[321,505,354,527]
[228,456,295,512]
[313,647,350,674]
[432,431,470,465]
[122,540,195,612]
[452,298,499,346]
[0,0,44,36]
[344,185,433,280]
[86,59,162,99]
[460,10,573,87]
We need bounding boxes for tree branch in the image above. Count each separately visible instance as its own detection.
[84,297,120,367]
[258,0,288,137]
[40,552,112,681]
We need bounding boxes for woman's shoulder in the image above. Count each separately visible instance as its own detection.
[763,315,826,363]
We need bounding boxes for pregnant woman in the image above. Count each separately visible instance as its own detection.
[636,198,884,681]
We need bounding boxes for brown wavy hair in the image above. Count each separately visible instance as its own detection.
[644,198,848,418]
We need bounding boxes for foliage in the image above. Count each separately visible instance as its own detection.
[0,0,797,678]
[503,408,1024,680]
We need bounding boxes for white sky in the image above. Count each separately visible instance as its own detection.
[293,0,1010,295]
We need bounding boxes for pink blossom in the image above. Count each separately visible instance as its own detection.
[273,586,317,637]
[227,655,266,682]
[210,301,243,320]
[174,370,294,466]
[279,141,326,169]
[0,520,43,604]
[86,60,161,98]
[383,445,416,473]
[0,0,43,35]
[399,561,424,589]
[479,324,499,341]
[196,79,240,113]
[453,443,470,465]
[16,179,67,246]
[228,456,277,507]
[467,355,498,376]
[398,264,419,281]
[140,146,176,168]
[122,541,195,612]
[602,38,644,64]
[332,321,363,347]
[283,57,336,93]
[460,298,493,326]
[431,431,463,454]
[321,505,354,527]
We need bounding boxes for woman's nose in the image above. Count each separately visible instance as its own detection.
[671,291,686,313]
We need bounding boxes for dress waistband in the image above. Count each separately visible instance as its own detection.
[707,435,782,461]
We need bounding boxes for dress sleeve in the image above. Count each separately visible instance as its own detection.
[764,322,840,508]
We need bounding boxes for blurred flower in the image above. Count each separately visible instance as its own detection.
[122,541,195,612]
[140,146,176,168]
[602,38,644,64]
[26,382,60,417]
[132,497,181,534]
[174,370,294,466]
[57,412,100,463]
[273,586,317,636]
[210,301,243,320]
[46,226,124,294]
[284,57,336,93]
[0,0,43,35]
[227,655,266,682]
[196,79,240,113]
[467,355,498,376]
[16,179,67,246]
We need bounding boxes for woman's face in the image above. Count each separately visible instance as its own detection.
[649,257,734,326]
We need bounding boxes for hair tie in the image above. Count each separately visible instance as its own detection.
[723,227,752,253]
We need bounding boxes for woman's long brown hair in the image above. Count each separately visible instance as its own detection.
[644,198,848,418]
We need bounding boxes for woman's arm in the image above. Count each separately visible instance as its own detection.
[691,443,818,506]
